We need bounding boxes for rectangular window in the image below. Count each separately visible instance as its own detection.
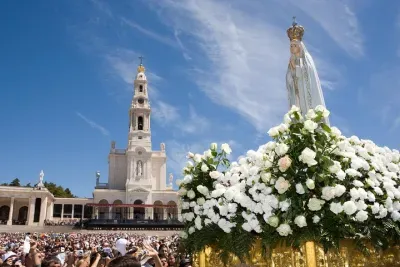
[53,204,62,218]
[138,136,142,139]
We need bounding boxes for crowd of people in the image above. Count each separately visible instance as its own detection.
[43,220,80,226]
[0,232,191,267]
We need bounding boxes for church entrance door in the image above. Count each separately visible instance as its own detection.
[133,200,145,220]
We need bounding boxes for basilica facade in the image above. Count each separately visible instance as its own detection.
[92,62,178,220]
[0,62,178,226]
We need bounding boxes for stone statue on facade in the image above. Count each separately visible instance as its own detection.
[36,170,45,189]
[111,141,116,149]
[169,173,173,186]
[96,171,100,184]
[160,142,165,151]
[286,17,329,124]
[137,161,143,176]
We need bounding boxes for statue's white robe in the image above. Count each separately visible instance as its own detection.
[286,42,329,125]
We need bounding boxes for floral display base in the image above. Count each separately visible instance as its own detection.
[193,240,400,267]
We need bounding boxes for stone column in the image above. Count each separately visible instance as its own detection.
[71,204,75,219]
[61,204,64,220]
[7,197,15,225]
[108,207,112,219]
[39,196,48,226]
[46,202,53,220]
[82,205,85,220]
[27,197,35,225]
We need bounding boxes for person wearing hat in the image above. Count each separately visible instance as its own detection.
[2,251,18,266]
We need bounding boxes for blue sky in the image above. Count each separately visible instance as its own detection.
[0,0,399,197]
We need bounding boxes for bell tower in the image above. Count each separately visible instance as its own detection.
[128,57,152,151]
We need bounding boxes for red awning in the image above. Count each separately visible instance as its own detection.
[87,203,178,208]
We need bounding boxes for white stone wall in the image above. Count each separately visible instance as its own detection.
[109,154,127,190]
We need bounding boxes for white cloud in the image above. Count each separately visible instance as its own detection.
[148,0,346,132]
[152,101,180,124]
[174,29,192,61]
[287,0,363,57]
[120,17,177,48]
[180,105,210,134]
[105,48,138,85]
[391,116,400,132]
[76,112,110,136]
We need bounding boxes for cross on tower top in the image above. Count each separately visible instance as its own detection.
[138,56,144,65]
[137,56,145,73]
[292,16,297,26]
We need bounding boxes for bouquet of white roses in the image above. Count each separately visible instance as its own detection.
[177,105,400,262]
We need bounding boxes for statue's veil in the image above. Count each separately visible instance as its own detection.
[299,41,328,111]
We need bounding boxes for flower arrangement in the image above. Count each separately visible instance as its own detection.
[177,106,400,263]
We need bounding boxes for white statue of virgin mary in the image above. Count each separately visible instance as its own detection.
[286,18,329,124]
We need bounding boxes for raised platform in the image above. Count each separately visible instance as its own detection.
[0,225,179,236]
[85,219,184,231]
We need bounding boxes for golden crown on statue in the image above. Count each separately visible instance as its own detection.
[287,16,305,41]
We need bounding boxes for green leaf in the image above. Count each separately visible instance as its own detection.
[321,123,331,133]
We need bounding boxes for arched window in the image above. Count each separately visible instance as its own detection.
[139,85,143,92]
[138,116,143,130]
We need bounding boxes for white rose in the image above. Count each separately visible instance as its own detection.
[294,215,307,228]
[330,127,342,138]
[180,232,188,239]
[329,202,343,214]
[187,152,194,158]
[278,123,289,133]
[187,190,196,199]
[184,212,195,222]
[321,186,336,201]
[278,155,292,172]
[334,184,346,197]
[261,172,271,183]
[196,185,209,196]
[221,143,232,154]
[193,154,202,163]
[315,105,330,117]
[178,188,187,196]
[201,164,209,172]
[267,216,279,228]
[268,126,280,137]
[306,179,315,190]
[182,175,192,184]
[312,215,320,223]
[197,197,206,205]
[284,114,292,124]
[295,183,305,194]
[299,148,318,167]
[275,143,289,156]
[336,170,346,181]
[210,143,217,150]
[265,141,277,151]
[343,201,357,215]
[308,198,325,211]
[204,149,212,158]
[306,109,317,120]
[329,161,341,174]
[209,171,221,179]
[188,227,195,234]
[186,161,193,168]
[274,177,291,194]
[355,210,368,222]
[391,211,400,221]
[276,223,293,236]
[304,120,318,133]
